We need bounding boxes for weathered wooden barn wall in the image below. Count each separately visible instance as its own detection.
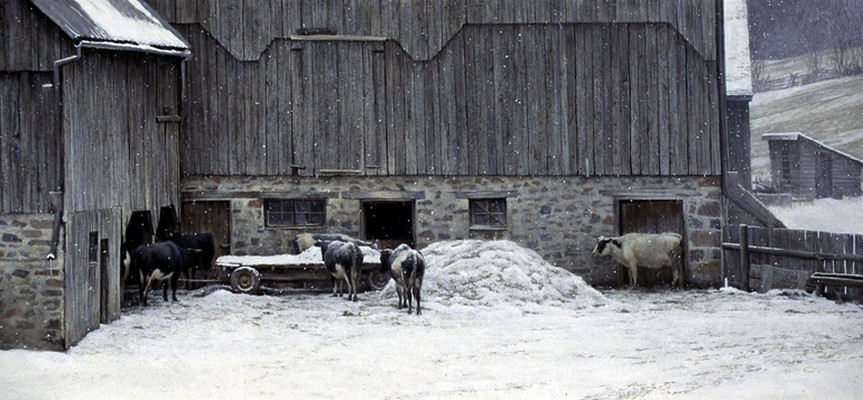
[155,1,722,179]
[150,0,717,62]
[725,99,751,188]
[0,0,72,214]
[0,0,74,72]
[0,72,61,213]
[61,49,182,216]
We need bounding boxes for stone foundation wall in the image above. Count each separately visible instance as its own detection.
[185,175,723,287]
[0,214,64,351]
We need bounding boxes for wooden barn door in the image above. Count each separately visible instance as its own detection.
[64,208,122,349]
[618,200,684,287]
[181,201,231,280]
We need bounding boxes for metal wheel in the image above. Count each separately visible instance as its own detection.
[230,266,262,294]
[367,271,390,291]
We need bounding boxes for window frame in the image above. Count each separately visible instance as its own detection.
[469,198,508,230]
[264,198,326,228]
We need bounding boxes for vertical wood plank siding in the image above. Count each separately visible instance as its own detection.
[64,208,122,349]
[62,50,181,214]
[0,73,61,213]
[179,19,721,178]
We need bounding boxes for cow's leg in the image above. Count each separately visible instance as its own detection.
[171,271,180,301]
[671,262,680,288]
[343,276,353,301]
[415,280,422,315]
[627,263,638,289]
[350,270,359,302]
[406,282,414,314]
[141,275,153,307]
[397,285,404,309]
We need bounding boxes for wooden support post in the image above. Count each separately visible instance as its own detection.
[739,224,750,292]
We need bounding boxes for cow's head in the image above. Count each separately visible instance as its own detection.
[379,249,393,273]
[591,236,621,257]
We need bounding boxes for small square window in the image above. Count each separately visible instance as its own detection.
[265,199,325,227]
[470,198,507,229]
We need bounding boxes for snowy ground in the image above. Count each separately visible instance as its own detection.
[2,241,862,399]
[769,196,863,236]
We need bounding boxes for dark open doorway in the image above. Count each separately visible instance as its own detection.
[618,199,685,287]
[362,201,415,250]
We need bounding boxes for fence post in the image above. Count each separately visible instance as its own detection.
[740,224,750,291]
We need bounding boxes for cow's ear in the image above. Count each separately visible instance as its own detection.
[611,239,622,248]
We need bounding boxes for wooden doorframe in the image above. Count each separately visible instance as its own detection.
[360,199,416,249]
[180,200,232,279]
[614,197,686,287]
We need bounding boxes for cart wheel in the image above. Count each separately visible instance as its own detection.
[230,267,262,294]
[367,271,390,291]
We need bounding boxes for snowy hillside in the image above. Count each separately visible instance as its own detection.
[750,74,863,183]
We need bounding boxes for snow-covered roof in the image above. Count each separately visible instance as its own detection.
[762,132,863,166]
[30,0,189,52]
[723,0,753,98]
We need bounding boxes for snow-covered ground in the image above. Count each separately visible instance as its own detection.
[2,240,862,399]
[769,196,863,235]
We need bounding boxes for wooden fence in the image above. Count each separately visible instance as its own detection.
[723,225,863,298]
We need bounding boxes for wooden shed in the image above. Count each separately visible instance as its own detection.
[763,132,863,200]
[0,0,189,350]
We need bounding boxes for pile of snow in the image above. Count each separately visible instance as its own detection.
[402,240,606,309]
[217,245,381,267]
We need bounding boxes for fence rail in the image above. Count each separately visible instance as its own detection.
[722,225,863,297]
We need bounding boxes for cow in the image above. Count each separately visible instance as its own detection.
[165,232,216,288]
[318,240,363,302]
[379,244,426,315]
[130,241,188,306]
[592,232,683,289]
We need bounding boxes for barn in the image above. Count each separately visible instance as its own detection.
[159,0,739,287]
[0,0,189,350]
[763,132,863,200]
[2,0,770,351]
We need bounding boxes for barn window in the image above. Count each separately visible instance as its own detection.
[265,199,325,227]
[469,198,507,229]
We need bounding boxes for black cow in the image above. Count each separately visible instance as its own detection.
[130,241,188,306]
[380,244,426,315]
[318,240,363,302]
[166,233,216,288]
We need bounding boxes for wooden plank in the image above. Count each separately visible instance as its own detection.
[576,25,592,176]
[513,25,530,176]
[598,24,614,176]
[645,23,660,175]
[548,25,566,175]
[657,24,670,175]
[451,27,469,175]
[527,26,547,176]
[385,41,406,175]
[437,36,456,175]
[363,43,378,175]
[463,26,479,175]
[264,41,280,175]
[616,24,632,175]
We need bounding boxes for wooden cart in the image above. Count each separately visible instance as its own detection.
[217,251,389,294]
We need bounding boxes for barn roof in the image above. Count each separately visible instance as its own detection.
[723,0,753,98]
[763,133,863,166]
[30,0,189,54]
